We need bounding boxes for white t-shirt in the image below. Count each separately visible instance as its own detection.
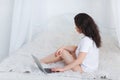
[75,35,99,72]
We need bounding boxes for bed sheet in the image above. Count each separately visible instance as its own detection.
[0,32,120,80]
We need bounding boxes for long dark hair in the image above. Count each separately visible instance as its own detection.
[74,13,101,48]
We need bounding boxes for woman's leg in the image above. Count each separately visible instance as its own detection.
[40,50,83,72]
[60,49,83,72]
[40,53,62,64]
[40,50,75,64]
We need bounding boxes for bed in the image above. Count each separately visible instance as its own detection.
[0,15,120,80]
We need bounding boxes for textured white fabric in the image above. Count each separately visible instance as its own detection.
[9,0,32,55]
[0,32,120,80]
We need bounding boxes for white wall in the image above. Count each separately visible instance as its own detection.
[110,0,120,47]
[31,0,114,36]
[90,0,116,37]
[30,0,47,36]
[46,0,112,27]
[31,0,117,45]
[0,0,14,62]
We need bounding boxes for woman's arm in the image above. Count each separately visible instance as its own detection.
[55,46,77,57]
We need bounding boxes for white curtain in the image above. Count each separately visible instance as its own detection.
[9,0,32,55]
[111,0,120,48]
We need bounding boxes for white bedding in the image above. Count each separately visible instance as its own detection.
[0,33,94,80]
[0,31,120,80]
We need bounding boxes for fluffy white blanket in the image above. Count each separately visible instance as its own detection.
[0,31,120,80]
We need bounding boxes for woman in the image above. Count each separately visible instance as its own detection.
[40,13,101,73]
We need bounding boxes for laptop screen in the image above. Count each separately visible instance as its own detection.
[31,55,47,74]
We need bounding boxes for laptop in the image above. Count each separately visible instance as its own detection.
[31,55,57,74]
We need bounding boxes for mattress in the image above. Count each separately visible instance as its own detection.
[0,32,120,80]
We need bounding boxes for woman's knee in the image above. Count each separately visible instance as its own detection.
[61,49,71,57]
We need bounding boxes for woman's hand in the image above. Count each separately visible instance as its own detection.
[55,47,65,57]
[54,46,77,57]
[51,67,64,72]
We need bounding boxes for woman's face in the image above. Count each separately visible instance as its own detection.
[75,26,82,33]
